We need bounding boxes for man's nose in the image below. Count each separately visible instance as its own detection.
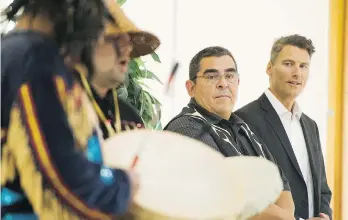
[216,75,229,88]
[292,65,302,77]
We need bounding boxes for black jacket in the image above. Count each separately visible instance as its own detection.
[235,93,332,219]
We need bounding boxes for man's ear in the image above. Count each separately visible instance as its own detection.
[266,61,273,77]
[185,80,195,97]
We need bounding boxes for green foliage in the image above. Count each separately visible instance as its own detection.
[116,1,162,130]
[123,59,162,128]
[151,52,161,63]
[116,0,127,6]
[118,56,162,129]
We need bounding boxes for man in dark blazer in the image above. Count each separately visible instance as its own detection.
[235,34,332,220]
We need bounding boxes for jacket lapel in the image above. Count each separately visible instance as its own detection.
[300,117,320,212]
[259,94,305,180]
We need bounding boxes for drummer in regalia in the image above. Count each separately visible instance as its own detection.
[75,0,160,140]
[1,0,139,219]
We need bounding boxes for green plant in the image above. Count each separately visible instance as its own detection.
[118,56,162,129]
[116,0,127,6]
[116,0,162,130]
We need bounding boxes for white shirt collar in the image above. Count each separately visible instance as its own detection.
[264,89,302,119]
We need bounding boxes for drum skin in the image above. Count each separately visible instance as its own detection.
[103,130,282,220]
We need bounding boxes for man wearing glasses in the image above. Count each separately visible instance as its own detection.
[165,46,295,219]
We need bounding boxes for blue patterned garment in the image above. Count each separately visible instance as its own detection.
[86,132,115,185]
[2,214,38,220]
[1,30,131,219]
[1,188,38,219]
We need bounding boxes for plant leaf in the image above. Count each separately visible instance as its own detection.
[139,91,145,116]
[144,70,163,84]
[117,86,128,99]
[137,81,151,89]
[128,60,141,78]
[143,91,154,118]
[154,122,163,130]
[150,95,161,105]
[117,0,127,6]
[133,82,142,101]
[135,58,145,67]
[128,62,137,78]
[151,52,161,63]
[124,52,163,126]
[142,106,151,122]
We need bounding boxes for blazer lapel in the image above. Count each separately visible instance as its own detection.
[300,117,320,212]
[259,94,305,180]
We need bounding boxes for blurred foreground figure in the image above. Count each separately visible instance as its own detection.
[1,0,138,219]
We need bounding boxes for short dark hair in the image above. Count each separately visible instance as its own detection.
[1,0,111,58]
[270,34,315,63]
[189,46,237,80]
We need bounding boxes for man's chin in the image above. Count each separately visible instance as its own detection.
[106,78,124,89]
[284,90,302,99]
[215,102,235,113]
[215,97,234,105]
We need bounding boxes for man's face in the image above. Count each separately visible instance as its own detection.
[267,45,311,101]
[186,55,239,119]
[92,33,132,88]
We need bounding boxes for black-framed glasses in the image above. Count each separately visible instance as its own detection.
[192,72,239,85]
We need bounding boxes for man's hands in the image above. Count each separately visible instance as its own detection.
[249,204,296,220]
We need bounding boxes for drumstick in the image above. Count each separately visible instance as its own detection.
[130,155,139,169]
[165,62,179,93]
[130,142,146,169]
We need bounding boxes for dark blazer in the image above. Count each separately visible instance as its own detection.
[235,93,332,220]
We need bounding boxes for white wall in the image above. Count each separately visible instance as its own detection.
[0,0,330,156]
[122,0,330,156]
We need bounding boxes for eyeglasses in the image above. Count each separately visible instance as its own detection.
[192,72,239,85]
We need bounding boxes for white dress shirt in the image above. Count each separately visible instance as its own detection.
[265,89,314,218]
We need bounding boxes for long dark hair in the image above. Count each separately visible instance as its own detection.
[1,0,112,59]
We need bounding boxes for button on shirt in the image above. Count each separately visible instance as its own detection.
[265,89,314,218]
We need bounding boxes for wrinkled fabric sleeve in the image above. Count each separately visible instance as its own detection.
[13,73,131,218]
